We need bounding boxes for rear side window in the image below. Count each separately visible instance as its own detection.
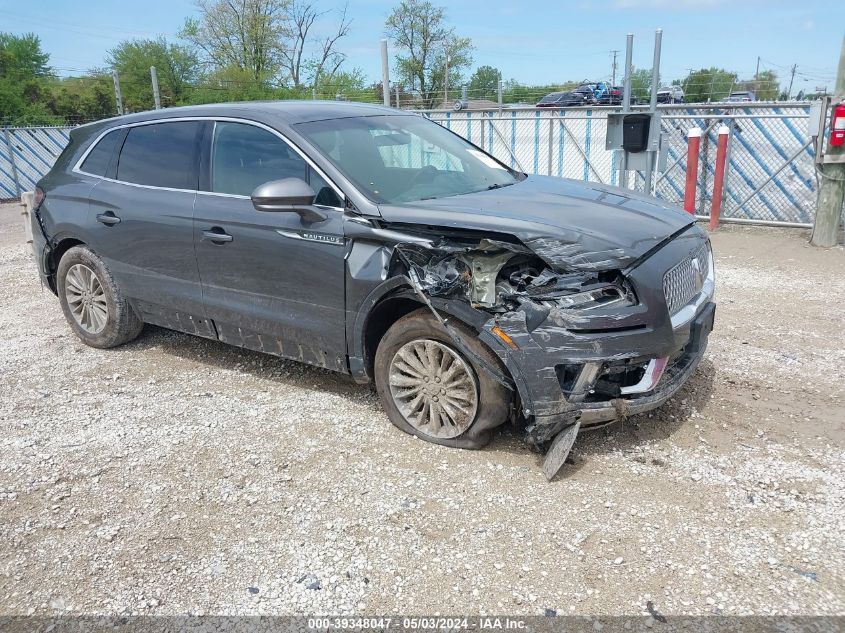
[211,122,306,196]
[116,122,201,189]
[80,129,122,177]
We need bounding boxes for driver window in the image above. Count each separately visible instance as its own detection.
[211,122,306,196]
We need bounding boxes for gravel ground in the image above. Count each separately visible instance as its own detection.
[0,201,843,617]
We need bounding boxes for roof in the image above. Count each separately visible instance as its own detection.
[75,100,407,133]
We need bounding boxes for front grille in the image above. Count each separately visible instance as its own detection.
[663,244,710,316]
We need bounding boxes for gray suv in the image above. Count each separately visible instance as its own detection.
[30,102,715,478]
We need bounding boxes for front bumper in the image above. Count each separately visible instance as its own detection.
[575,301,714,427]
[478,228,715,447]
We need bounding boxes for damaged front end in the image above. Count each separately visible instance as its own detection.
[349,213,715,480]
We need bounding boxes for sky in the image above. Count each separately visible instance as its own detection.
[1,0,842,94]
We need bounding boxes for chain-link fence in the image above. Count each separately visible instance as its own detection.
[1,127,72,199]
[1,103,820,225]
[423,102,818,225]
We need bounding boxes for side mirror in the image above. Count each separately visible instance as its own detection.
[251,178,327,223]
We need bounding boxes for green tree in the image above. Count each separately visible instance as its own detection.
[0,32,50,78]
[0,33,58,125]
[468,65,500,100]
[681,67,737,103]
[385,0,473,108]
[108,37,199,111]
[736,69,779,101]
[44,74,116,123]
[630,68,654,102]
[315,67,367,98]
[180,0,289,85]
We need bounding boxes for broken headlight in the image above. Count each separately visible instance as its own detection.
[534,285,633,311]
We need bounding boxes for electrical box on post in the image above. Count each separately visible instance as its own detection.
[606,112,660,153]
[606,112,664,172]
[621,114,651,153]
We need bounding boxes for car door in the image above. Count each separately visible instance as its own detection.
[83,120,209,329]
[193,120,348,371]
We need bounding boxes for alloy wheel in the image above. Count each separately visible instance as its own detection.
[387,339,478,438]
[64,263,108,334]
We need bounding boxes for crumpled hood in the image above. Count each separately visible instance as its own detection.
[377,175,696,272]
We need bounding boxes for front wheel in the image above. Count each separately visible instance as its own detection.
[57,246,144,348]
[374,309,510,449]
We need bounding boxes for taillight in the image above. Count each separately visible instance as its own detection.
[831,103,845,148]
[33,187,45,211]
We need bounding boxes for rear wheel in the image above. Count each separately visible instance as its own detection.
[374,309,510,449]
[57,246,143,348]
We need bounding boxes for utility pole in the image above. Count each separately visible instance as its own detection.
[380,39,390,107]
[811,34,845,247]
[150,66,161,109]
[787,64,797,99]
[611,50,619,85]
[112,71,124,115]
[755,56,760,79]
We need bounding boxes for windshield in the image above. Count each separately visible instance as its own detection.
[295,115,523,204]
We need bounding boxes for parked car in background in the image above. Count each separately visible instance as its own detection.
[597,86,624,105]
[656,86,685,104]
[723,91,756,103]
[573,83,598,104]
[29,101,715,479]
[536,91,589,108]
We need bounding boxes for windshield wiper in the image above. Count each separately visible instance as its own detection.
[486,182,514,191]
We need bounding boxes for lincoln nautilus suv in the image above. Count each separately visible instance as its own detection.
[30,101,715,478]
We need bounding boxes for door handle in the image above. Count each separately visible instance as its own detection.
[96,212,121,226]
[202,228,233,243]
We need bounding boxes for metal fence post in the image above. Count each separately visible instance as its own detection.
[698,128,710,216]
[548,118,554,176]
[722,119,736,216]
[3,129,22,197]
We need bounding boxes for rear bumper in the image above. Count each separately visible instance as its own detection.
[28,207,53,290]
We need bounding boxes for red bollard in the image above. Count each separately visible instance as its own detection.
[710,125,730,230]
[683,127,701,215]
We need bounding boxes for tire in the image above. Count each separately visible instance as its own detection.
[374,309,510,449]
[56,245,144,349]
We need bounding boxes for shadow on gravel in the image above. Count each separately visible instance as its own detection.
[122,324,717,477]
[484,359,718,477]
[123,325,368,399]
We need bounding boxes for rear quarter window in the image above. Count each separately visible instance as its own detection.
[80,129,123,177]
